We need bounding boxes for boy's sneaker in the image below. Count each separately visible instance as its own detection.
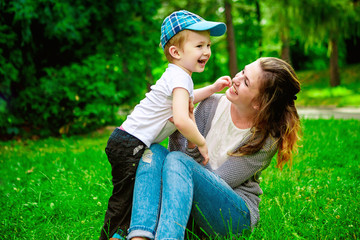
[110,228,126,240]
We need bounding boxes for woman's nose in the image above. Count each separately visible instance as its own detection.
[232,76,240,85]
[234,72,242,78]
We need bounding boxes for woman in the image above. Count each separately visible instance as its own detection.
[126,57,301,240]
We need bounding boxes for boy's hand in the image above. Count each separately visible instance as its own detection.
[212,76,232,93]
[198,142,209,165]
[188,99,195,122]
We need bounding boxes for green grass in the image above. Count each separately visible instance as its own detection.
[250,119,360,239]
[0,128,113,239]
[296,64,360,107]
[1,120,359,239]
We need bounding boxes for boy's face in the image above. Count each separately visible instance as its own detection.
[177,30,211,76]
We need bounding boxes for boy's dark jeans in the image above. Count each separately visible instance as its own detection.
[99,128,146,240]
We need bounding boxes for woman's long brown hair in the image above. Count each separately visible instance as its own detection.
[231,57,301,170]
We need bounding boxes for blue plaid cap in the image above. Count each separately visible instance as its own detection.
[160,10,227,49]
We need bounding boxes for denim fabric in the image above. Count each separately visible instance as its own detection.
[100,128,146,240]
[127,144,250,240]
[127,144,169,239]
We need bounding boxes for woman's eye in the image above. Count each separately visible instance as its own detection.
[241,70,249,86]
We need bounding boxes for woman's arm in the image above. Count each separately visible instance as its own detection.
[214,137,278,188]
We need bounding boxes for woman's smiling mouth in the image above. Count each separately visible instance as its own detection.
[231,84,238,95]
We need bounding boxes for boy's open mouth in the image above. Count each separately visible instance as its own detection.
[198,59,207,64]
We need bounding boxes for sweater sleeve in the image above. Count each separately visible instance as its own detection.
[214,136,278,188]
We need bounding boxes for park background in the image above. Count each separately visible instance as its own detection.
[1,0,360,239]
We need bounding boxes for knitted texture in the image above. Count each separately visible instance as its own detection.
[169,94,278,227]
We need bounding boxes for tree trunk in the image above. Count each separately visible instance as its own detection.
[280,29,291,65]
[329,37,340,87]
[224,0,238,78]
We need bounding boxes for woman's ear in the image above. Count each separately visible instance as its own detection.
[252,100,260,110]
[169,46,181,60]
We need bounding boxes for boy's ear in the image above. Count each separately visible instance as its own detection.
[169,46,181,60]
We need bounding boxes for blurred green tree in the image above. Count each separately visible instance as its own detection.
[231,0,263,69]
[296,0,360,86]
[261,0,300,65]
[1,0,358,138]
[0,0,162,137]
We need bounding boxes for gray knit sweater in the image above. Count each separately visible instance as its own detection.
[168,94,278,227]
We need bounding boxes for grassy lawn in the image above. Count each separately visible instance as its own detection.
[296,64,360,107]
[1,119,359,239]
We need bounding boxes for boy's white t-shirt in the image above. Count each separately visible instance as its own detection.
[206,96,250,170]
[122,63,194,147]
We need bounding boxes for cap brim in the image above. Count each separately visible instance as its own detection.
[185,21,227,36]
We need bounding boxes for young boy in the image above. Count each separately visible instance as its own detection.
[100,10,231,240]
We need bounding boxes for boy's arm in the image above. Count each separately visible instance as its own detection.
[193,76,232,104]
[173,87,209,164]
[173,88,205,145]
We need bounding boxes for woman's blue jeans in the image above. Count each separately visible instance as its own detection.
[127,144,250,240]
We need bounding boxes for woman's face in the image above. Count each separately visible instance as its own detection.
[225,60,262,110]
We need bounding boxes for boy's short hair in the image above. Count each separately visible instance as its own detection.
[163,30,189,62]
